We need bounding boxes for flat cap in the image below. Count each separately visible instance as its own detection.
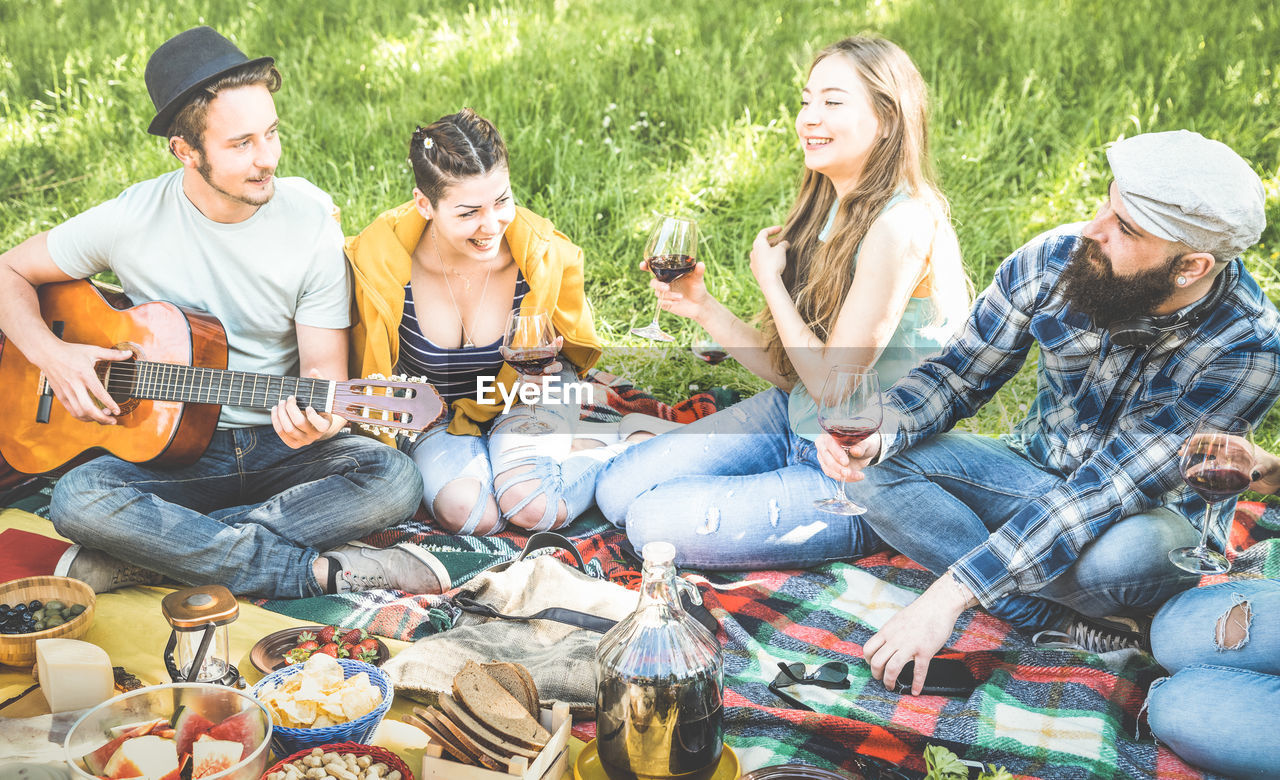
[1106,130,1265,261]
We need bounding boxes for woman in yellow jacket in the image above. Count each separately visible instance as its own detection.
[346,109,615,535]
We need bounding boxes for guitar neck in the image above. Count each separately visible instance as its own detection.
[116,361,335,412]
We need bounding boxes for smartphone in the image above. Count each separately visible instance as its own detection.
[890,658,977,697]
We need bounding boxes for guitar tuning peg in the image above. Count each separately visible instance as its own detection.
[406,432,419,442]
[408,376,424,383]
[368,372,386,380]
[390,373,407,381]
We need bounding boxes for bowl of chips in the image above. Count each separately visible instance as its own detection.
[251,654,393,756]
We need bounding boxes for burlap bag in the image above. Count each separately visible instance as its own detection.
[382,555,637,716]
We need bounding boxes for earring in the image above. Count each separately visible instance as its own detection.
[1176,275,1187,286]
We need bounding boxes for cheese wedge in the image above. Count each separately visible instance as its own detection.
[36,638,113,713]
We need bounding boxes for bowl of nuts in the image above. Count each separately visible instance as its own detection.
[263,743,412,780]
[0,575,95,667]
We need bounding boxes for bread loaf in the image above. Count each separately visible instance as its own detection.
[452,660,551,750]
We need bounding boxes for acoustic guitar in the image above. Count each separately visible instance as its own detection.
[0,280,444,474]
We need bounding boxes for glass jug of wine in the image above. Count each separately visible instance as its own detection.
[595,542,723,780]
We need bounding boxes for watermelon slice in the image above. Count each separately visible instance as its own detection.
[191,738,243,779]
[103,735,178,780]
[106,719,169,739]
[205,708,263,762]
[85,720,171,774]
[171,705,215,758]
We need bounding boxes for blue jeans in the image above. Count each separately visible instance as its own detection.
[404,370,614,534]
[1147,580,1280,778]
[597,389,1197,633]
[596,389,884,569]
[50,428,423,599]
[846,431,1199,631]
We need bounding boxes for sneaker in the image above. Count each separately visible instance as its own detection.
[1032,614,1149,654]
[325,542,451,595]
[54,545,168,593]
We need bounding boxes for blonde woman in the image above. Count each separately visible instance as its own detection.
[596,35,969,567]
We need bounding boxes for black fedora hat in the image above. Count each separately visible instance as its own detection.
[144,26,273,137]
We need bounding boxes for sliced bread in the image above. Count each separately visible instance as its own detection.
[482,661,540,718]
[404,712,474,766]
[453,660,551,750]
[429,704,517,769]
[439,693,539,760]
[417,706,503,771]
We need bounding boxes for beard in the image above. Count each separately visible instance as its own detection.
[196,155,275,207]
[1059,237,1183,329]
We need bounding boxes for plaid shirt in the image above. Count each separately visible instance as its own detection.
[879,224,1280,607]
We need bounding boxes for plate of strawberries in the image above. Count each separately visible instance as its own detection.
[249,625,390,674]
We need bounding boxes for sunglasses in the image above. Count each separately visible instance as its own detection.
[767,660,850,711]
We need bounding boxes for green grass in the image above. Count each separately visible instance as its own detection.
[3,0,1279,454]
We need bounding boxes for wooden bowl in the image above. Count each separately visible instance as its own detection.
[0,575,96,667]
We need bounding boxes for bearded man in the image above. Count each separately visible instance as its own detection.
[0,27,448,599]
[817,130,1280,694]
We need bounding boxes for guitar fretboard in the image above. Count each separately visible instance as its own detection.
[107,361,335,411]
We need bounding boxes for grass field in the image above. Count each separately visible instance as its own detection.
[2,0,1279,451]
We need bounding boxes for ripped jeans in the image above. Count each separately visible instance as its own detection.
[1147,579,1280,778]
[402,370,618,535]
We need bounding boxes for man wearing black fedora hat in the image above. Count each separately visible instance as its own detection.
[0,26,450,600]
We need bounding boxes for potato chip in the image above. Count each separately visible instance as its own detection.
[256,653,382,730]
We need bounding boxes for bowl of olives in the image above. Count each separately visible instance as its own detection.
[0,576,95,667]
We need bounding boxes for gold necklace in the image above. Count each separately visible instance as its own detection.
[432,228,492,349]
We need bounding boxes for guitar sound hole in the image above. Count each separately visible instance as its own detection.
[99,350,140,415]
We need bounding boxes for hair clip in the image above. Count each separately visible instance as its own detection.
[422,136,434,150]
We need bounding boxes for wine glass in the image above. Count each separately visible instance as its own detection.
[631,215,698,342]
[1171,413,1255,574]
[500,310,557,434]
[690,336,730,365]
[814,366,882,515]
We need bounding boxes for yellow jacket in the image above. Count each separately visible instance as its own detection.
[345,202,602,438]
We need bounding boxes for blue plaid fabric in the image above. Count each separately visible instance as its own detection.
[879,224,1280,606]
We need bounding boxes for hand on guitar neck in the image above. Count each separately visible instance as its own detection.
[271,368,348,449]
[31,339,133,426]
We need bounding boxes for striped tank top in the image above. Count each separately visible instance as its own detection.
[396,270,531,403]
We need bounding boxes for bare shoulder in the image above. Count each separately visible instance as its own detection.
[861,197,940,263]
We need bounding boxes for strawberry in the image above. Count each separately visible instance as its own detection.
[296,640,319,652]
[355,647,379,664]
[341,643,359,658]
[285,647,312,664]
[296,630,317,643]
[315,643,341,658]
[358,638,380,654]
[340,628,366,645]
[316,626,338,644]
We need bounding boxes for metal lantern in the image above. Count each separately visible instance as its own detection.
[161,585,242,687]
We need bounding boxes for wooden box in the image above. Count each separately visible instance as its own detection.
[419,700,571,780]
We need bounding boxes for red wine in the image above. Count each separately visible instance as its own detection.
[692,347,729,365]
[1185,466,1251,502]
[821,420,878,448]
[500,346,557,375]
[648,253,696,283]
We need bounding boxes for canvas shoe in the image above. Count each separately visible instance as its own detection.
[1032,613,1150,654]
[325,542,451,595]
[54,545,168,593]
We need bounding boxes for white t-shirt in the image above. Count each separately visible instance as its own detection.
[47,170,350,428]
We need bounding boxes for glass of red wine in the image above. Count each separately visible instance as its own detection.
[500,309,558,434]
[632,215,698,342]
[814,365,882,515]
[691,337,730,365]
[1171,413,1256,574]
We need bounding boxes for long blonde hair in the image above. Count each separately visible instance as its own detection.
[760,36,964,380]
